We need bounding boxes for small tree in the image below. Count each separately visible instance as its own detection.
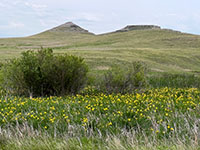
[2,48,88,97]
[100,62,147,94]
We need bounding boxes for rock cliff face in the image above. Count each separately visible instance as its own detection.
[116,25,161,32]
[48,22,92,34]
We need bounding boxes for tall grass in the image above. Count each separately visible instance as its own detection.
[148,73,200,88]
[0,131,199,150]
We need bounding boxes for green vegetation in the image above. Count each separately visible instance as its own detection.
[149,73,200,88]
[0,135,199,150]
[1,88,199,136]
[1,24,200,149]
[1,48,88,97]
[0,88,200,149]
[0,26,200,74]
[99,62,147,94]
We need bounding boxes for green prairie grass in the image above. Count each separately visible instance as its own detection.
[1,29,200,74]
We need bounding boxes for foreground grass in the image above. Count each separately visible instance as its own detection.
[0,88,199,149]
[0,135,199,150]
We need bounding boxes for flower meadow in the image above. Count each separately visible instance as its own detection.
[0,88,199,139]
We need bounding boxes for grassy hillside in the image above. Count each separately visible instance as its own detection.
[1,24,200,74]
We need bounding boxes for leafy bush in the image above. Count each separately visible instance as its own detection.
[2,48,88,97]
[99,62,147,94]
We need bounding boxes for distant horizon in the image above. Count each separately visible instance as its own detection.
[0,22,199,38]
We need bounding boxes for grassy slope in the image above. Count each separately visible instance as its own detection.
[1,28,200,74]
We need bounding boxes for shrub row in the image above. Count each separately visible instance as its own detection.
[0,48,148,96]
[0,48,200,97]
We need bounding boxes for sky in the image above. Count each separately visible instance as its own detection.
[0,0,200,37]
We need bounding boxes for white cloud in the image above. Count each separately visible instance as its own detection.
[25,2,47,9]
[39,19,47,27]
[39,19,61,27]
[80,13,102,22]
[12,0,22,5]
[0,2,6,8]
[166,13,178,17]
[0,21,25,29]
[67,12,103,22]
[9,22,25,28]
[23,1,48,17]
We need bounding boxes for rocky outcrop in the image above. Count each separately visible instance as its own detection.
[116,25,161,32]
[48,22,92,34]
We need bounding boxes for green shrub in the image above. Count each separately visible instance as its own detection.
[2,48,88,97]
[99,62,147,94]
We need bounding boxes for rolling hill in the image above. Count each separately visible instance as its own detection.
[1,22,200,74]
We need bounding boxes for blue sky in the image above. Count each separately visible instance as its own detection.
[0,0,200,37]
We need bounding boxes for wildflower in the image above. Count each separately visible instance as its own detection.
[104,108,108,111]
[83,118,88,123]
[156,130,159,133]
[107,122,112,126]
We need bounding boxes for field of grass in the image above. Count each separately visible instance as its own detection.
[0,88,199,149]
[1,25,200,149]
[1,27,200,74]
